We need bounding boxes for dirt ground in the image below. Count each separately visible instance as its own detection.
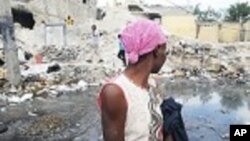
[0,86,102,141]
[0,78,250,141]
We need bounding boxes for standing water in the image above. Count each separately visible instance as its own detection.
[161,79,250,141]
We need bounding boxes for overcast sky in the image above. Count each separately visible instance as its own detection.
[142,0,250,10]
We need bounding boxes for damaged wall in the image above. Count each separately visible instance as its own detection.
[6,0,99,51]
[11,8,35,29]
[11,0,97,25]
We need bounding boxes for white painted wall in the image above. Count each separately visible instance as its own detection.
[97,0,115,8]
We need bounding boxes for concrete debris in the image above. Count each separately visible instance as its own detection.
[42,46,80,62]
[0,34,249,103]
[165,36,250,81]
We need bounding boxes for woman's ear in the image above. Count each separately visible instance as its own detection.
[153,45,161,58]
[153,49,158,58]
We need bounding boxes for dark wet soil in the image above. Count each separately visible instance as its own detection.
[0,87,102,141]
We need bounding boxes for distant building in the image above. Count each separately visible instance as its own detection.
[160,6,250,43]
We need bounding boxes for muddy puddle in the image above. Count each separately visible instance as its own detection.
[180,92,250,141]
[161,79,250,141]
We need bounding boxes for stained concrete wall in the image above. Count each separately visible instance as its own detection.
[162,15,196,38]
[219,23,240,43]
[162,15,250,43]
[244,22,250,41]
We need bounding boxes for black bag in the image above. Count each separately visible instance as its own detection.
[24,51,33,61]
[160,97,189,141]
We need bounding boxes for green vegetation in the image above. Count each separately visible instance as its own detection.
[226,2,250,22]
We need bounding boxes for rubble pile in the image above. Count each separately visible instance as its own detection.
[0,62,118,101]
[164,36,250,82]
[44,64,116,85]
[1,33,250,100]
[41,46,81,62]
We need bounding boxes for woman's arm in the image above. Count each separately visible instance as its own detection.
[100,84,127,141]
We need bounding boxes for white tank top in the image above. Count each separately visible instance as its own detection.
[112,74,162,141]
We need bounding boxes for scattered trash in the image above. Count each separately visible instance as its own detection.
[0,123,8,134]
[0,107,6,112]
[47,64,61,73]
[28,111,38,117]
[9,85,18,93]
[48,90,60,98]
[77,80,88,90]
[55,85,74,91]
[7,93,33,103]
[35,54,43,64]
[24,51,33,61]
[246,89,250,94]
[235,79,246,85]
[86,59,92,63]
[220,109,229,114]
[222,133,229,139]
[98,59,104,63]
[24,74,41,83]
[8,96,22,103]
[20,93,33,102]
[0,58,5,66]
[88,83,100,86]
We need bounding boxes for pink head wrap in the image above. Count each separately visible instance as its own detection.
[121,19,167,64]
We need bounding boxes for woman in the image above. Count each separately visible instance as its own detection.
[97,19,172,141]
